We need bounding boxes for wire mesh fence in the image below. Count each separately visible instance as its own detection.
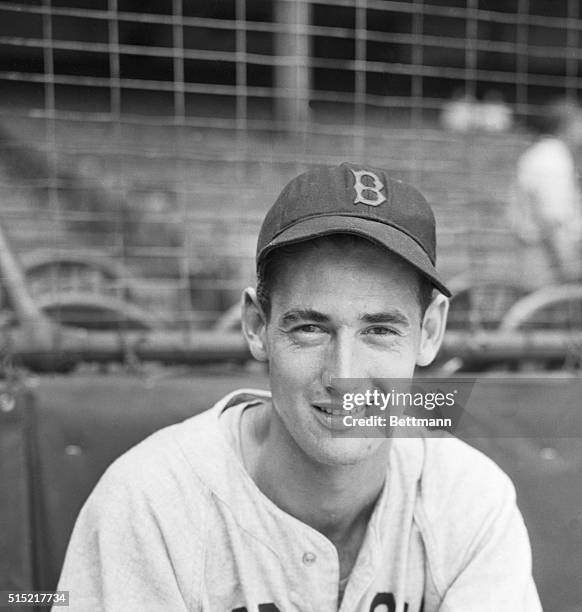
[0,0,581,341]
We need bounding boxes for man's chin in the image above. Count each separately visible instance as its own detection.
[303,437,390,467]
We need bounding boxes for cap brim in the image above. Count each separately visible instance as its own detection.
[259,216,452,297]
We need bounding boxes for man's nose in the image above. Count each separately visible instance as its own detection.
[321,331,366,393]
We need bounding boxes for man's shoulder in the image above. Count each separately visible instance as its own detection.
[89,408,216,513]
[409,434,516,552]
[389,435,514,529]
[394,434,511,490]
[94,388,269,508]
[404,436,539,606]
[419,435,514,504]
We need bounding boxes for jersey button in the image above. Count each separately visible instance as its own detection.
[302,551,317,565]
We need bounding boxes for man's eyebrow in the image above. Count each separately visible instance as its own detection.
[360,311,411,327]
[280,309,329,325]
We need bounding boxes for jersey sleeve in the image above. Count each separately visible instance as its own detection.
[418,439,543,611]
[56,430,207,612]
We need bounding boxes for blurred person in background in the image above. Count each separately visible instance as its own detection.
[441,88,512,133]
[509,99,582,285]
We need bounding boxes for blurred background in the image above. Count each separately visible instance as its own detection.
[1,2,582,611]
[0,0,580,345]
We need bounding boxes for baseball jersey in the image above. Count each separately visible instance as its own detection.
[56,389,542,612]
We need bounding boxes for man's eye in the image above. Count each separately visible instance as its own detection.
[364,326,399,336]
[294,324,324,334]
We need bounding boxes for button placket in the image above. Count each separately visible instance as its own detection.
[299,543,337,612]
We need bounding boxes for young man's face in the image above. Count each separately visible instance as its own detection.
[259,239,440,466]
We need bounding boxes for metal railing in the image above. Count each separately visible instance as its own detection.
[0,0,581,369]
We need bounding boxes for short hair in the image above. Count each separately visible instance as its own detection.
[256,234,434,322]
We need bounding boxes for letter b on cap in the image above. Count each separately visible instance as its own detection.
[351,169,386,206]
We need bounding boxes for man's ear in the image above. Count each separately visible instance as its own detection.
[241,287,269,362]
[416,293,449,367]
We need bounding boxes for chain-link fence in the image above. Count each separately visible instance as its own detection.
[0,0,581,340]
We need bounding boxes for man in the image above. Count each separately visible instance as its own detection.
[57,163,542,611]
[509,98,582,285]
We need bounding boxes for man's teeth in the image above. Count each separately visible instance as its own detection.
[318,405,367,415]
[319,405,341,415]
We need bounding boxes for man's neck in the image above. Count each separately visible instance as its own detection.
[240,403,390,543]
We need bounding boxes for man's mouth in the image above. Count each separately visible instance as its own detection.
[312,403,343,415]
[312,403,367,416]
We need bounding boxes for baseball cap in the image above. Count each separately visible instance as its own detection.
[257,162,451,297]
